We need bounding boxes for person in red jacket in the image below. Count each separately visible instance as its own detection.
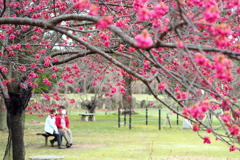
[56,106,73,148]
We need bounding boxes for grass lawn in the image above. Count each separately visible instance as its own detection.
[0,111,239,160]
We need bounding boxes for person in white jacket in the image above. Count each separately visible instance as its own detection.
[44,109,65,149]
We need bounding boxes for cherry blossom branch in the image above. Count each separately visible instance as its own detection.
[52,51,96,65]
[0,0,6,17]
[156,42,240,61]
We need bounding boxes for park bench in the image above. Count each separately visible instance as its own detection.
[36,133,54,146]
[79,113,95,121]
[29,155,64,160]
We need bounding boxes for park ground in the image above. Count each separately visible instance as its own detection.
[0,108,240,160]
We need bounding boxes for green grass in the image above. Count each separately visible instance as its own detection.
[0,112,239,160]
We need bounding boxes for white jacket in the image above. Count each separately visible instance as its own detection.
[44,115,58,134]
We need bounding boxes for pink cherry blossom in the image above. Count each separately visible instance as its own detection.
[43,78,51,85]
[89,4,99,15]
[203,136,211,144]
[30,63,36,67]
[194,53,208,66]
[193,122,199,132]
[149,102,154,106]
[31,35,40,41]
[221,112,231,123]
[70,99,76,103]
[137,7,152,22]
[176,40,184,49]
[91,81,98,86]
[206,127,212,133]
[152,2,168,18]
[74,0,90,10]
[135,29,153,48]
[158,82,166,91]
[9,34,15,39]
[52,66,59,71]
[203,5,220,23]
[17,65,26,73]
[97,16,113,29]
[229,145,237,152]
[0,33,5,39]
[228,124,240,136]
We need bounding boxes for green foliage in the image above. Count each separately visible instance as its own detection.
[34,70,60,94]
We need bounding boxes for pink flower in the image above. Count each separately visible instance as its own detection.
[76,88,81,92]
[228,124,240,136]
[203,5,220,23]
[193,122,199,132]
[89,4,99,15]
[97,16,113,29]
[206,127,212,133]
[38,114,44,117]
[221,112,231,123]
[28,71,38,79]
[149,102,154,106]
[52,66,59,71]
[110,86,117,93]
[229,145,237,152]
[203,136,211,144]
[42,92,50,101]
[9,34,15,39]
[1,106,6,110]
[51,73,57,79]
[70,99,76,103]
[54,96,60,101]
[236,67,240,73]
[35,54,41,59]
[31,35,40,41]
[53,57,59,62]
[17,65,26,73]
[92,81,98,86]
[135,29,153,48]
[30,63,36,67]
[74,0,90,10]
[152,3,168,18]
[0,33,5,39]
[176,40,184,49]
[43,78,51,85]
[158,82,166,91]
[137,7,151,22]
[194,53,207,66]
[182,107,190,118]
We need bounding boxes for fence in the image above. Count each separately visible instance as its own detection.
[117,107,182,130]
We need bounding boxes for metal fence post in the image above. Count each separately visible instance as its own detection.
[118,108,121,128]
[146,107,148,125]
[129,108,132,130]
[177,107,179,125]
[159,109,161,130]
[124,108,126,126]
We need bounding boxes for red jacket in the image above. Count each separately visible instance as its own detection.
[55,114,70,129]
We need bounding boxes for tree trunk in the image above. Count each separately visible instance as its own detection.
[0,107,7,131]
[10,113,25,160]
[122,75,133,114]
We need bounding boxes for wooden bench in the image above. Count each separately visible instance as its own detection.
[79,113,95,121]
[29,155,64,160]
[36,133,54,146]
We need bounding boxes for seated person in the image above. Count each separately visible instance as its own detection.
[56,106,73,148]
[44,109,65,149]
